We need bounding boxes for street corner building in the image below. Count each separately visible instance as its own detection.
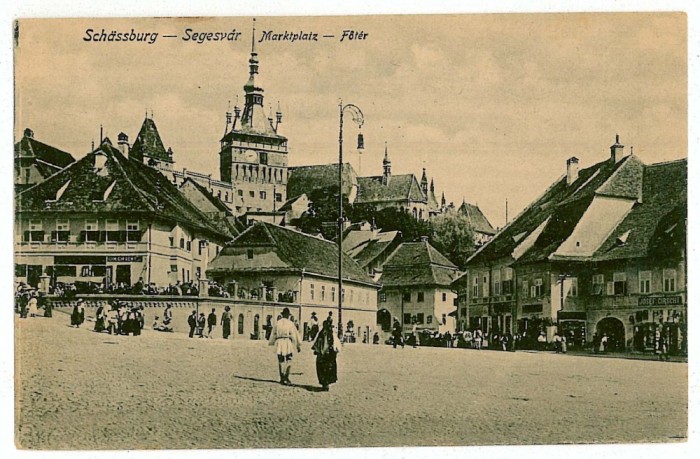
[454,136,687,354]
[377,237,462,336]
[14,138,233,294]
[206,221,380,342]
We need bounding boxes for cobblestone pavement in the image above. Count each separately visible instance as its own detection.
[15,315,687,450]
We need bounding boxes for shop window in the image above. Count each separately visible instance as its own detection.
[639,271,652,294]
[55,265,77,277]
[663,269,676,292]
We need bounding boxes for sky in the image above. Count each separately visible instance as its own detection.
[14,13,687,228]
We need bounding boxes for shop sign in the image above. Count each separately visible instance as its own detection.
[106,255,143,263]
[638,296,683,307]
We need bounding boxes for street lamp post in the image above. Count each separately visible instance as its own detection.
[338,100,364,337]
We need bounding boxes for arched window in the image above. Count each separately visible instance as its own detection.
[412,208,418,219]
[238,314,245,334]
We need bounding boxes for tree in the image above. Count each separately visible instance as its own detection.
[430,211,476,269]
[354,206,431,243]
[296,185,352,239]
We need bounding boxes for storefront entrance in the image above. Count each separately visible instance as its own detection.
[596,317,625,352]
[115,265,131,285]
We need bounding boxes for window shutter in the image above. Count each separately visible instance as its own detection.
[606,281,614,296]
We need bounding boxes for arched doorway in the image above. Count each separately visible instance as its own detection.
[252,314,260,340]
[238,313,245,335]
[596,317,625,352]
[377,308,391,332]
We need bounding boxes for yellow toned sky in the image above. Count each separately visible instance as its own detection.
[14,14,686,228]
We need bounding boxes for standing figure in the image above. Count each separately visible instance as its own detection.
[221,306,232,339]
[600,333,608,353]
[94,304,106,332]
[391,318,404,349]
[207,308,217,339]
[308,312,319,341]
[71,299,85,327]
[40,293,52,318]
[162,304,174,331]
[187,310,197,338]
[474,328,483,350]
[560,334,567,354]
[312,318,340,391]
[268,307,302,385]
[27,293,39,318]
[197,313,206,337]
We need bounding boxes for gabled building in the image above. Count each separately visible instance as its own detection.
[15,139,231,289]
[342,223,401,280]
[456,136,687,354]
[207,221,380,341]
[355,145,431,220]
[457,200,496,245]
[378,238,461,335]
[14,128,76,192]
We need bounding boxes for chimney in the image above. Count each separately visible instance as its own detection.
[610,134,624,162]
[117,132,129,156]
[566,156,579,185]
[23,128,34,139]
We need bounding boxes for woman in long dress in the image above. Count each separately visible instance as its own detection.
[71,299,85,327]
[221,306,232,339]
[311,318,339,391]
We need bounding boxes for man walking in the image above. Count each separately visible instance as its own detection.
[207,308,217,339]
[268,307,302,385]
[391,317,404,349]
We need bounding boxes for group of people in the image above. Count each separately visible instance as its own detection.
[15,285,51,319]
[268,308,339,391]
[92,300,144,336]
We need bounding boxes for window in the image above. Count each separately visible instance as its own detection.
[341,289,345,302]
[246,249,254,260]
[531,278,543,298]
[613,272,627,295]
[196,267,201,279]
[169,237,175,247]
[237,189,243,197]
[198,241,203,256]
[402,291,411,302]
[503,268,514,295]
[225,192,229,202]
[442,292,447,302]
[639,271,652,294]
[403,313,411,325]
[170,265,177,273]
[379,292,386,302]
[427,315,433,324]
[249,191,255,198]
[416,313,424,324]
[663,269,676,292]
[275,193,282,202]
[591,274,604,295]
[482,274,489,298]
[350,290,354,303]
[55,265,77,277]
[259,152,268,164]
[472,275,480,298]
[331,287,336,302]
[83,219,99,242]
[417,291,424,302]
[179,238,185,249]
[53,220,70,242]
[260,191,267,200]
[493,270,501,296]
[570,277,578,297]
[321,286,326,301]
[126,220,140,242]
[105,220,119,242]
[310,284,315,300]
[186,240,192,252]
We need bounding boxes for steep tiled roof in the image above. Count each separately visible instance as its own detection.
[468,154,634,266]
[287,163,357,200]
[356,174,426,204]
[343,230,400,269]
[129,118,172,163]
[15,133,76,169]
[179,177,231,213]
[381,240,460,287]
[16,141,231,240]
[458,201,496,235]
[592,159,687,262]
[207,222,377,285]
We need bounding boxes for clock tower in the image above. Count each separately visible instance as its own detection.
[219,22,288,216]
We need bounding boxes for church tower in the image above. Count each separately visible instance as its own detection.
[219,20,288,216]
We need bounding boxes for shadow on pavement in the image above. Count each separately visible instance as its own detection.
[233,375,325,392]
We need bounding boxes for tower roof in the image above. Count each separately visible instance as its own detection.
[130,117,172,163]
